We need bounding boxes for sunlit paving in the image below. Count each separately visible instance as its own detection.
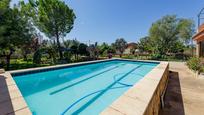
[0,0,204,115]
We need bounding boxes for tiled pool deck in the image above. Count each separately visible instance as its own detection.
[0,59,169,115]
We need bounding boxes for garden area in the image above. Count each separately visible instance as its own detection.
[0,0,197,71]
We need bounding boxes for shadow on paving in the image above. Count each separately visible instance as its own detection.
[0,75,15,114]
[159,71,185,115]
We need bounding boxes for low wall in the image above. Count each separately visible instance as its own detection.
[144,64,169,115]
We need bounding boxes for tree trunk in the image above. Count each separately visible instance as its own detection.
[56,34,63,59]
[75,54,77,60]
[23,53,27,61]
[5,49,14,70]
[76,54,78,60]
[119,50,123,58]
[6,54,11,70]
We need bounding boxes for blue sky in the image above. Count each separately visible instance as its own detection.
[11,0,204,44]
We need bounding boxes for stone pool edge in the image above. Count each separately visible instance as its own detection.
[0,59,115,115]
[0,72,32,115]
[0,58,167,115]
[101,59,169,115]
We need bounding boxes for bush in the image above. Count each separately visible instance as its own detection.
[123,55,134,59]
[33,50,42,64]
[186,57,203,73]
[151,54,163,60]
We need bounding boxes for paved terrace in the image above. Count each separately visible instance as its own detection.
[160,62,204,115]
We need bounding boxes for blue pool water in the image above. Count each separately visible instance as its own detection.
[13,60,158,115]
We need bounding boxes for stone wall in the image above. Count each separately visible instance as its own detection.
[144,64,169,115]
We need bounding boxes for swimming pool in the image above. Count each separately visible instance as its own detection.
[13,60,158,115]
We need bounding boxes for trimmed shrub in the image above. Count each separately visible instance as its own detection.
[186,57,203,74]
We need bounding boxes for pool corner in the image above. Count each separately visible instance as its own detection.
[0,72,32,115]
[101,61,169,115]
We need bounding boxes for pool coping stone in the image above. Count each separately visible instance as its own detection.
[101,59,169,115]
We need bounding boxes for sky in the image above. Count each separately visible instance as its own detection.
[11,0,204,44]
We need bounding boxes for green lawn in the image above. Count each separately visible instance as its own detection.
[3,55,187,71]
[7,59,52,70]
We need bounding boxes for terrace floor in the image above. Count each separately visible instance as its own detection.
[160,62,204,115]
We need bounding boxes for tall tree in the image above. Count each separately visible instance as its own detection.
[0,1,35,69]
[78,43,89,56]
[87,42,99,60]
[137,36,153,53]
[178,19,195,45]
[113,38,127,57]
[0,0,10,17]
[149,15,195,55]
[98,42,110,56]
[28,0,76,59]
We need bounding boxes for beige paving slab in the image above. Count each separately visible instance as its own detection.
[110,95,147,115]
[0,89,22,103]
[0,97,27,114]
[8,108,31,115]
[0,72,32,115]
[0,73,16,89]
[100,107,124,115]
[0,84,19,94]
[124,78,158,103]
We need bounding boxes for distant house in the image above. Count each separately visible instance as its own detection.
[124,42,137,54]
[193,23,204,57]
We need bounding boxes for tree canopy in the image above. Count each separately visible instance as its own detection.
[137,36,153,53]
[113,38,127,57]
[149,15,195,55]
[28,0,76,59]
[0,1,36,69]
[0,1,197,70]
